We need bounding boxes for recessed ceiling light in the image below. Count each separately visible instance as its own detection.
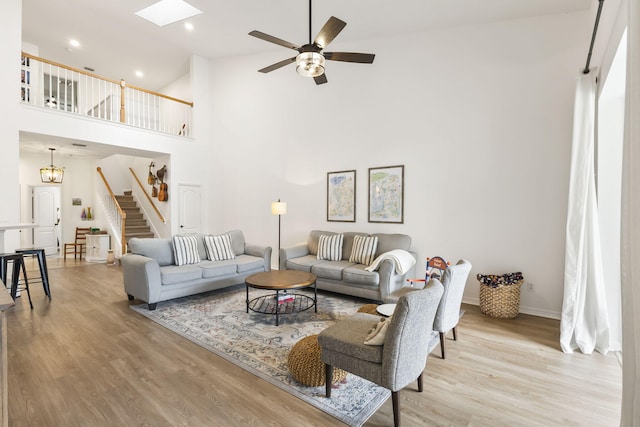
[69,39,80,48]
[184,22,194,31]
[135,70,144,78]
[135,0,202,27]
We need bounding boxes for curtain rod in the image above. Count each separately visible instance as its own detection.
[583,0,605,74]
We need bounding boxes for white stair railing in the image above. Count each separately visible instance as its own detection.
[20,52,193,137]
[96,167,126,257]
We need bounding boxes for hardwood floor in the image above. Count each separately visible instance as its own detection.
[6,258,621,426]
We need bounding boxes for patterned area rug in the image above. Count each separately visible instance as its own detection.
[130,285,390,427]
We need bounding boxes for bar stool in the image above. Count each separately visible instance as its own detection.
[0,253,33,309]
[15,248,51,300]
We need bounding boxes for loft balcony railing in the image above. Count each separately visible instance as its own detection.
[20,52,193,137]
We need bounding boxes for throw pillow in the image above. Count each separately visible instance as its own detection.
[172,234,201,266]
[204,234,236,261]
[317,234,344,261]
[349,235,378,265]
[364,317,391,346]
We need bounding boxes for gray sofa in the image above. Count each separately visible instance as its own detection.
[121,230,271,310]
[279,230,416,302]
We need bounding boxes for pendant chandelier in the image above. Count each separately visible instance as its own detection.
[40,148,64,183]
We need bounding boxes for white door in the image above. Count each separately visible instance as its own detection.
[32,186,61,255]
[178,184,201,234]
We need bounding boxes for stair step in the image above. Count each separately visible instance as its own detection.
[126,225,151,233]
[126,219,147,226]
[119,202,138,210]
[126,232,154,239]
[125,212,143,220]
[123,191,132,196]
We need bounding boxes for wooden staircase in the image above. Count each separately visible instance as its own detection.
[115,192,154,246]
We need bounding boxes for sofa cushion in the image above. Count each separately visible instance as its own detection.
[312,260,355,281]
[198,260,237,278]
[235,254,265,273]
[129,238,175,266]
[349,235,378,265]
[286,255,326,272]
[172,235,201,266]
[160,264,203,285]
[308,230,338,256]
[373,233,411,256]
[342,232,369,261]
[343,264,380,286]
[317,234,343,261]
[204,234,235,261]
[226,230,246,256]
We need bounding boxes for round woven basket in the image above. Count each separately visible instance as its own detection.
[479,281,523,319]
[288,335,347,387]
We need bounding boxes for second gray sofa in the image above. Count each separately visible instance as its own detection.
[280,230,416,302]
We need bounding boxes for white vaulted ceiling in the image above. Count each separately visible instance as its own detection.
[22,0,592,91]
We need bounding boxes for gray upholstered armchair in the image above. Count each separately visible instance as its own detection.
[384,259,472,359]
[432,259,472,358]
[318,280,444,427]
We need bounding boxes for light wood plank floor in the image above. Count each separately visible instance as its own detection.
[6,258,621,426]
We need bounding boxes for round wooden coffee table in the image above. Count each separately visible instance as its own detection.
[245,270,318,326]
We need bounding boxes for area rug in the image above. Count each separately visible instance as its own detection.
[130,285,390,426]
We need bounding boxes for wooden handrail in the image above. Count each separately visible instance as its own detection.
[96,167,127,255]
[129,168,166,224]
[21,52,194,107]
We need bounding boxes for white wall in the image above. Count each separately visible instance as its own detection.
[207,12,592,318]
[0,0,22,249]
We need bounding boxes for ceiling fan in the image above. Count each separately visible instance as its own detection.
[249,0,375,85]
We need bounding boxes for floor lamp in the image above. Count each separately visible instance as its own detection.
[271,199,287,269]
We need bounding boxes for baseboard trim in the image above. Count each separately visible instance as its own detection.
[462,297,561,320]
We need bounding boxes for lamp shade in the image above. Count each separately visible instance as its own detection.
[271,200,287,215]
[40,148,64,183]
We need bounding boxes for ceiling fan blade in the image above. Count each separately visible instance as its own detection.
[249,30,300,50]
[314,73,328,85]
[324,52,375,64]
[258,57,296,73]
[314,16,346,49]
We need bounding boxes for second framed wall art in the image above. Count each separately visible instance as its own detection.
[368,165,404,223]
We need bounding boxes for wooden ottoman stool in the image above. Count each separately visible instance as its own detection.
[357,304,380,315]
[288,334,347,386]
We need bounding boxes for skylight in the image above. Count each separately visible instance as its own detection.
[135,0,202,27]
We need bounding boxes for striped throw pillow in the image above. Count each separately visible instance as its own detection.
[317,234,344,261]
[204,234,236,261]
[349,235,378,265]
[172,234,201,266]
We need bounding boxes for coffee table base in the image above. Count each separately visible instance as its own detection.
[248,292,316,326]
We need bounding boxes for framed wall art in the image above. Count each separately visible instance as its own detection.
[368,165,404,223]
[327,170,356,222]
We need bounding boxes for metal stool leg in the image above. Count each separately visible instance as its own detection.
[17,258,33,309]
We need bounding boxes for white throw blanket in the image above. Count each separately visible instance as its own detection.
[365,249,416,275]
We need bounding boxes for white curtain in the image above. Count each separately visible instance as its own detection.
[621,0,640,423]
[560,68,611,355]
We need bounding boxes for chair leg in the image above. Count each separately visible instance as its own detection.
[452,326,458,341]
[19,259,33,310]
[325,364,333,397]
[440,331,446,359]
[37,251,51,299]
[417,373,423,392]
[392,391,400,427]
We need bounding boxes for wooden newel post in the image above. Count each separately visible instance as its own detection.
[120,79,126,123]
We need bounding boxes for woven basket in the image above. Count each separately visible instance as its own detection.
[479,281,523,319]
[288,335,347,386]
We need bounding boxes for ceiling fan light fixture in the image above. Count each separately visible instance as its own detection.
[296,52,325,77]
